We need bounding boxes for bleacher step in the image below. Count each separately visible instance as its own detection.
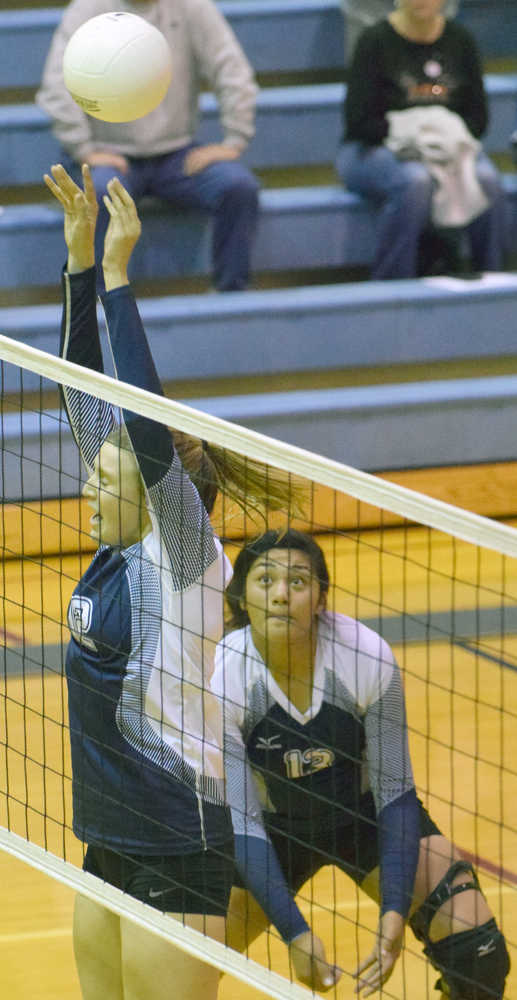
[0,0,515,89]
[1,76,516,186]
[1,178,517,290]
[4,372,517,501]
[2,272,517,394]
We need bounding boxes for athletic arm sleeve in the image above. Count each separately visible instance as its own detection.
[60,266,115,473]
[363,659,419,918]
[233,834,310,944]
[102,284,218,588]
[212,660,309,943]
[377,788,420,918]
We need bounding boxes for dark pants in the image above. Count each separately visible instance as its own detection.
[67,145,260,291]
[336,142,505,280]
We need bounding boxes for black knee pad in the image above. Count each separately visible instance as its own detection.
[409,860,482,944]
[424,918,510,1000]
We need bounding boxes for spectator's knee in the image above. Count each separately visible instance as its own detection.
[397,162,433,200]
[476,160,503,202]
[216,164,259,208]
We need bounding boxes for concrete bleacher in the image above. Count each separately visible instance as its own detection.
[3,273,517,392]
[2,75,517,186]
[5,369,517,501]
[2,176,517,289]
[0,0,516,89]
[0,1,346,87]
[2,0,517,483]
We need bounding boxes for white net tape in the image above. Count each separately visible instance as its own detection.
[1,333,517,558]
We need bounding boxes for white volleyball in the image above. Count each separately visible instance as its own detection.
[63,12,173,123]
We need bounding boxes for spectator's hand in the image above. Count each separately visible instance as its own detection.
[86,151,130,174]
[288,930,342,992]
[43,162,98,273]
[102,177,142,290]
[183,143,242,176]
[353,911,404,996]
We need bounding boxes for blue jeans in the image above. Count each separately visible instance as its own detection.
[66,146,259,291]
[336,142,505,279]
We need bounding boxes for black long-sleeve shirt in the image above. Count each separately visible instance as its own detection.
[344,19,488,145]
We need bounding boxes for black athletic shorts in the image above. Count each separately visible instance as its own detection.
[83,840,235,916]
[235,793,441,894]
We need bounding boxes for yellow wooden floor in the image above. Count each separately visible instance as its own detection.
[1,524,516,998]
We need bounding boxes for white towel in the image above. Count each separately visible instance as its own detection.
[385,105,489,227]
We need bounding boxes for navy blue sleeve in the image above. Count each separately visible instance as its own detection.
[60,266,115,472]
[101,284,174,489]
[60,266,102,372]
[234,834,310,944]
[378,787,420,918]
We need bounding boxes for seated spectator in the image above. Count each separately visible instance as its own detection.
[335,0,504,280]
[37,0,260,292]
[341,0,459,63]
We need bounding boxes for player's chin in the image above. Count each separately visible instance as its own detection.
[265,616,304,637]
[89,517,116,545]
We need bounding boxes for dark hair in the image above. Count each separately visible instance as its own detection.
[225,529,330,630]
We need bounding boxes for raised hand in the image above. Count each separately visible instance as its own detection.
[102,177,142,291]
[353,910,404,996]
[43,163,98,273]
[288,930,342,992]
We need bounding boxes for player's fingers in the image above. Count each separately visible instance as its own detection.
[114,178,135,206]
[355,948,397,996]
[43,173,68,206]
[73,191,88,213]
[81,163,97,203]
[107,176,135,211]
[315,959,342,990]
[354,965,381,995]
[353,949,376,977]
[50,163,81,198]
[102,194,116,216]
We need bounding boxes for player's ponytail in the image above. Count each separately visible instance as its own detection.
[173,431,305,519]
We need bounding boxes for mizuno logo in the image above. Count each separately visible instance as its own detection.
[477,940,496,957]
[255,735,282,750]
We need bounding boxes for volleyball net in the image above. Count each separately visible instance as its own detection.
[1,332,516,999]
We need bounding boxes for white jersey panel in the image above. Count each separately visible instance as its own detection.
[118,533,232,800]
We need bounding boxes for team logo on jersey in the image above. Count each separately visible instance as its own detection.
[68,596,96,649]
[284,748,335,779]
[478,939,496,957]
[255,734,283,750]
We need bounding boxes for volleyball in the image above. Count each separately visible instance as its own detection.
[62,12,173,123]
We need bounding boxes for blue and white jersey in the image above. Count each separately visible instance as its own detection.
[212,611,415,844]
[61,267,232,854]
